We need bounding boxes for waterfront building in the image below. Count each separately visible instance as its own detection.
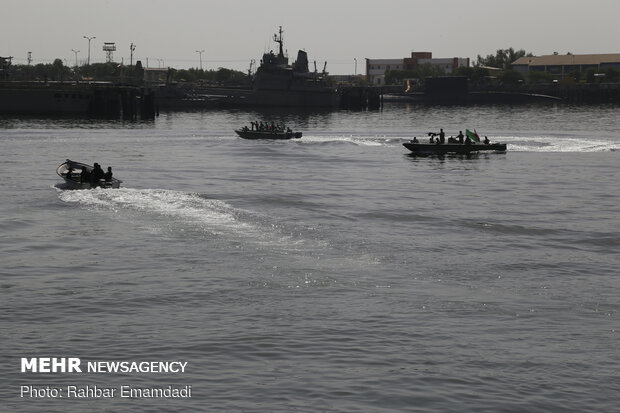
[403,52,469,74]
[366,52,469,85]
[143,67,169,83]
[365,59,404,85]
[512,53,620,78]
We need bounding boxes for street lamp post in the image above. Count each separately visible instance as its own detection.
[196,50,205,70]
[71,49,80,67]
[83,36,95,65]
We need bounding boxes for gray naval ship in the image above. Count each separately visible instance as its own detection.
[250,27,341,108]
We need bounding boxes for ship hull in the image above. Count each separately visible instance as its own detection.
[0,87,92,114]
[403,142,507,155]
[251,89,340,107]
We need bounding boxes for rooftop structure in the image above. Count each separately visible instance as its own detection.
[103,43,116,63]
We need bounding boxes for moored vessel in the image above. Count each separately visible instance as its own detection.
[249,27,340,108]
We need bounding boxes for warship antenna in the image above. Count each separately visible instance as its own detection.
[248,59,256,76]
[274,26,284,57]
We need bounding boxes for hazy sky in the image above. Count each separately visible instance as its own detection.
[3,0,620,74]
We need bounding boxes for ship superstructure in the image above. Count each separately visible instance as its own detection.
[251,27,340,107]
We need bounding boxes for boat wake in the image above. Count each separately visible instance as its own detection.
[302,134,618,152]
[502,135,618,152]
[299,134,404,146]
[56,188,320,251]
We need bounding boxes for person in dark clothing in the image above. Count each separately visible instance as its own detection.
[104,166,113,182]
[91,163,104,187]
[80,167,90,184]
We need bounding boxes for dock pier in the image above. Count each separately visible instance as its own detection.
[0,82,157,119]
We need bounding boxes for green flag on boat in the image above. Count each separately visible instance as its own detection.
[466,129,480,142]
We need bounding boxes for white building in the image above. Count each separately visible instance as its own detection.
[365,59,404,85]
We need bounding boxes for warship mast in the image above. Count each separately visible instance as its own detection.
[274,26,285,59]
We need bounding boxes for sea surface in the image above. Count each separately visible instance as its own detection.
[1,103,619,412]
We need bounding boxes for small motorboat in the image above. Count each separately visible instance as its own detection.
[403,140,507,155]
[56,159,122,189]
[235,128,302,140]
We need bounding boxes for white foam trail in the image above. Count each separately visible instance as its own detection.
[59,188,234,227]
[304,134,618,151]
[57,188,321,250]
[502,136,618,152]
[299,135,396,146]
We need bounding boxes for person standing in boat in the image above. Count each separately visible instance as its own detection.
[457,131,464,144]
[439,128,445,144]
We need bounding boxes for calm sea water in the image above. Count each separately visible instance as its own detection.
[1,103,619,412]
